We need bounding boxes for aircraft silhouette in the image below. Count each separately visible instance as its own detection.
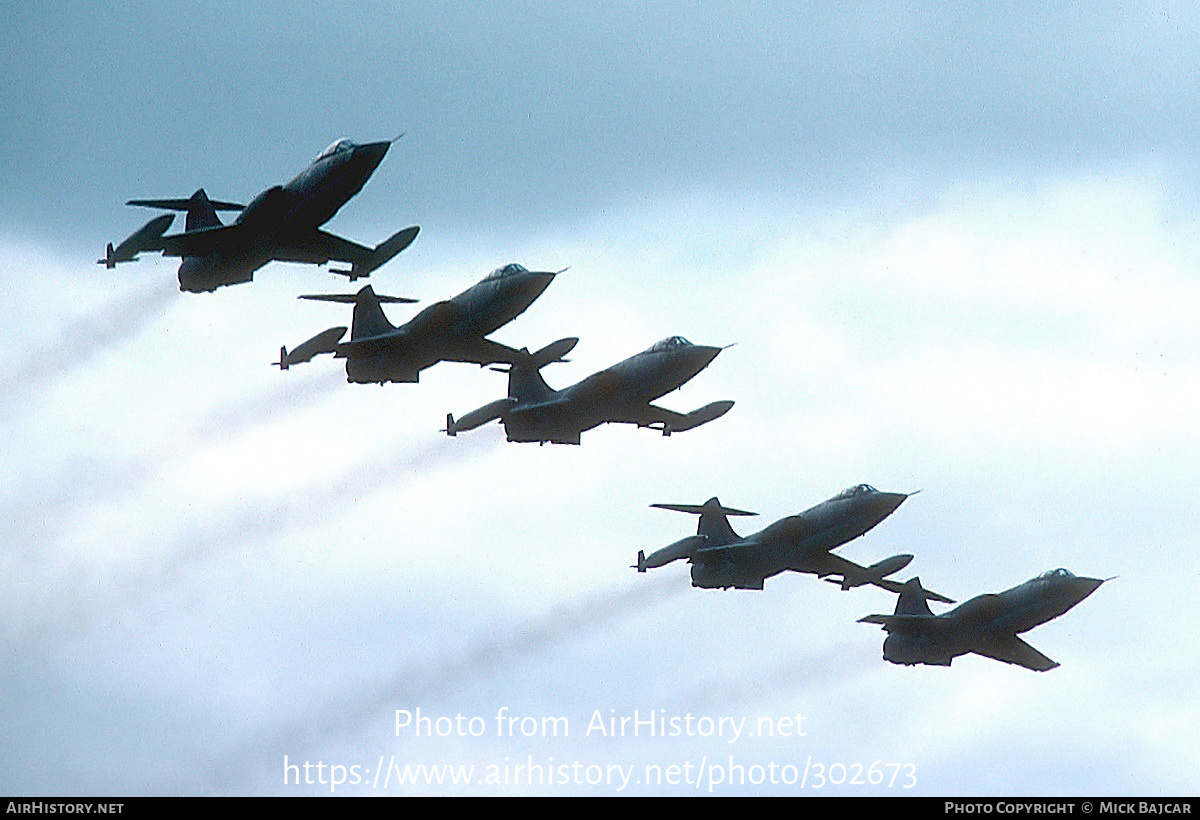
[634,485,951,597]
[277,262,564,383]
[858,568,1106,671]
[102,137,418,292]
[444,335,733,445]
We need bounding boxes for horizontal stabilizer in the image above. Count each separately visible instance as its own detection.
[651,499,756,518]
[298,292,417,304]
[330,225,419,280]
[277,326,347,369]
[871,577,955,604]
[127,194,244,211]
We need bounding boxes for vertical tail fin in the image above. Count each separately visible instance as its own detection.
[649,498,756,544]
[505,338,576,404]
[296,287,414,342]
[894,577,937,617]
[126,189,241,232]
[350,285,395,340]
[184,188,224,231]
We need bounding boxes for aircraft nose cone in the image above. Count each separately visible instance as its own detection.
[878,491,909,515]
[354,140,391,174]
[528,270,557,287]
[691,344,723,369]
[1074,576,1106,601]
[515,270,557,301]
[671,344,722,382]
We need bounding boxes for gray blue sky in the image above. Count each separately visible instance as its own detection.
[1,1,1198,796]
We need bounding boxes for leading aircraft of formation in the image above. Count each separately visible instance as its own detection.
[858,568,1106,671]
[101,137,419,292]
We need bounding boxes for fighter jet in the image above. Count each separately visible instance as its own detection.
[858,568,1106,671]
[104,137,419,292]
[276,262,564,383]
[633,485,951,597]
[444,336,734,444]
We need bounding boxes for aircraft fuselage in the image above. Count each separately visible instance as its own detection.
[502,340,723,443]
[688,487,909,589]
[343,265,558,383]
[584,342,723,405]
[237,140,390,234]
[446,268,557,339]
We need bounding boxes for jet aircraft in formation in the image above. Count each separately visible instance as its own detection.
[444,336,734,444]
[102,136,1103,672]
[102,137,419,292]
[634,485,950,599]
[858,568,1106,671]
[277,263,565,384]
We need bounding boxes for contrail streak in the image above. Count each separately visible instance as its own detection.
[1,367,345,566]
[0,278,177,412]
[5,429,506,649]
[206,576,688,793]
[678,642,877,712]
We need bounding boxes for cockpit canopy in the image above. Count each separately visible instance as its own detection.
[316,138,356,162]
[646,336,693,353]
[1036,568,1075,580]
[835,484,878,500]
[484,263,529,281]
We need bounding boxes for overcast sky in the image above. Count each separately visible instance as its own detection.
[2,1,1198,796]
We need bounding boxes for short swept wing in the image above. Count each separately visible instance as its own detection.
[974,636,1060,672]
[159,225,419,280]
[801,551,877,580]
[159,223,250,258]
[273,229,376,265]
[612,400,736,434]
